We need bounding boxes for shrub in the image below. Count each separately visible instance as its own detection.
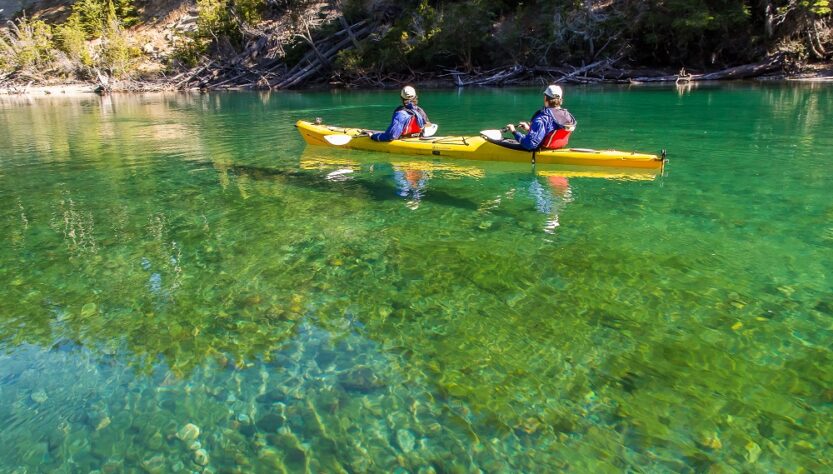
[54,14,94,68]
[73,0,107,38]
[236,0,264,24]
[0,16,54,72]
[98,1,141,77]
[334,48,365,77]
[68,0,138,39]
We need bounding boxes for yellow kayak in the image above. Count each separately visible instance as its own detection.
[296,120,666,170]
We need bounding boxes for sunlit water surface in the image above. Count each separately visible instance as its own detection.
[1,84,832,472]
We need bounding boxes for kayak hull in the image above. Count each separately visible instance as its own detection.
[295,120,665,170]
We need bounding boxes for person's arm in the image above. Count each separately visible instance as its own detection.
[514,116,548,151]
[371,111,409,141]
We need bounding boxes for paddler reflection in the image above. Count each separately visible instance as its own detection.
[394,166,430,210]
[528,166,661,233]
[528,173,573,234]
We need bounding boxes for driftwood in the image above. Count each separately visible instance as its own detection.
[177,19,371,90]
[445,65,528,86]
[631,54,786,83]
[552,59,614,83]
[273,23,371,89]
[446,58,623,87]
[3,80,32,94]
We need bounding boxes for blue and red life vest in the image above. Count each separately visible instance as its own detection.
[533,107,576,149]
[396,106,424,137]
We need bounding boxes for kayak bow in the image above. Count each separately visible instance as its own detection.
[295,120,666,170]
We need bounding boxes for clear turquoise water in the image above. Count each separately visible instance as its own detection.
[1,83,832,472]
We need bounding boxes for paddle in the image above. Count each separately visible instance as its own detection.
[480,122,577,141]
[479,129,506,141]
[324,123,439,146]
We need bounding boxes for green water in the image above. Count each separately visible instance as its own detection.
[0,83,831,473]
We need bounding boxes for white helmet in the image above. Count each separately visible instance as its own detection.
[544,84,563,99]
[400,85,417,100]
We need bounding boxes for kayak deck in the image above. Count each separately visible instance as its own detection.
[296,120,666,170]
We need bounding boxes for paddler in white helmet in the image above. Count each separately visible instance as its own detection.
[370,85,432,141]
[505,84,577,151]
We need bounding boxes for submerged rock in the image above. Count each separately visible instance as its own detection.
[147,432,163,450]
[272,431,308,473]
[141,454,166,474]
[31,390,48,404]
[745,441,762,463]
[193,448,210,466]
[101,459,124,474]
[257,446,287,471]
[698,431,722,450]
[256,388,286,404]
[255,413,285,433]
[338,366,384,392]
[96,416,111,431]
[81,302,97,317]
[396,429,416,454]
[176,423,200,443]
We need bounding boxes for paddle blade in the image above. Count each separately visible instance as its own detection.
[423,123,438,137]
[480,129,503,141]
[324,134,353,146]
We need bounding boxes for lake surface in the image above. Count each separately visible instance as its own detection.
[1,83,831,473]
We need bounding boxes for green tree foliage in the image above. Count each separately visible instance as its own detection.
[71,0,107,38]
[54,14,94,67]
[236,0,265,24]
[623,0,757,65]
[99,0,141,77]
[61,0,138,40]
[807,0,832,15]
[49,0,142,78]
[329,0,830,77]
[432,0,495,70]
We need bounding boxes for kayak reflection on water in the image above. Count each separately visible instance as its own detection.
[296,147,658,225]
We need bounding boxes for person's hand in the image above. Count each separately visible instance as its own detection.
[519,121,530,132]
[505,124,516,133]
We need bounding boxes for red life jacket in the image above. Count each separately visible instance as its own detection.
[541,128,572,149]
[533,107,575,150]
[396,106,424,138]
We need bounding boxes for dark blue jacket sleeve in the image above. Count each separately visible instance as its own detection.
[513,115,549,151]
[371,110,410,142]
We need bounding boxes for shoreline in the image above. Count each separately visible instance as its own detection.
[3,70,832,97]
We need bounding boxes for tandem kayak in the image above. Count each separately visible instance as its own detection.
[295,120,667,170]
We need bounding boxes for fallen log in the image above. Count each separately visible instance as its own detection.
[553,59,614,83]
[698,54,785,80]
[443,65,527,86]
[631,54,786,83]
[280,20,369,79]
[273,24,371,89]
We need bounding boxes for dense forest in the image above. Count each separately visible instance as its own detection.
[1,0,831,89]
